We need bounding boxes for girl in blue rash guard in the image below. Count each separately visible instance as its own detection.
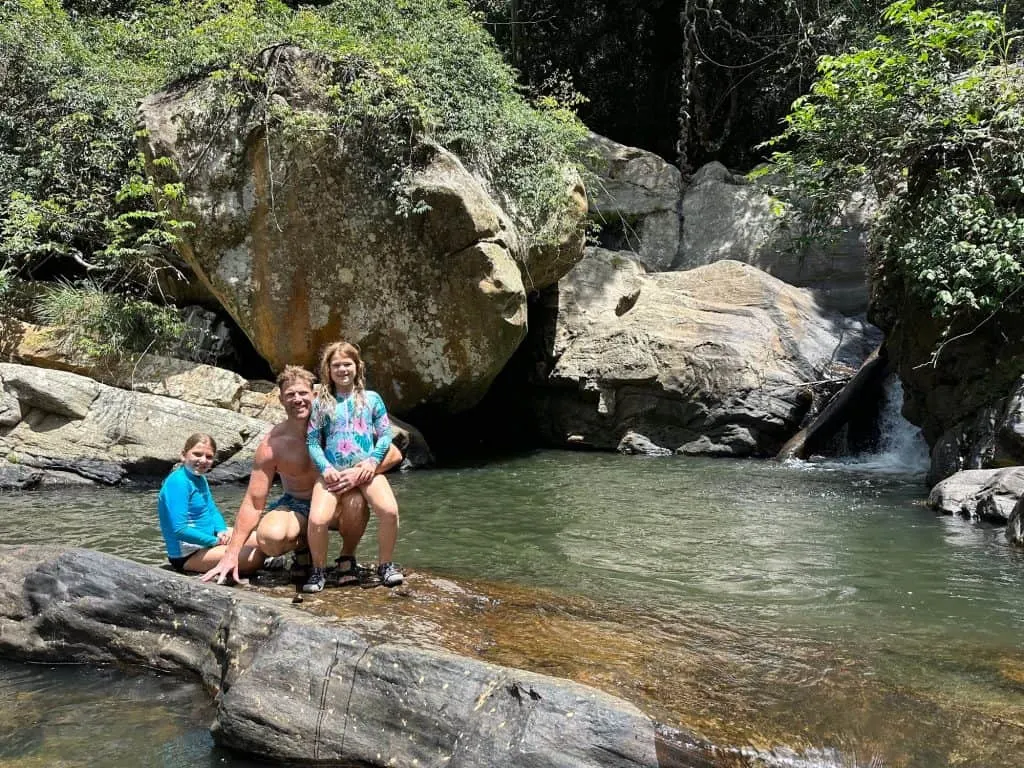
[158,433,266,575]
[303,341,402,592]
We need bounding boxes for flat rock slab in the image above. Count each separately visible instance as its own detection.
[0,545,740,767]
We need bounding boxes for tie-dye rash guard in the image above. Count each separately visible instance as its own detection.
[306,390,393,474]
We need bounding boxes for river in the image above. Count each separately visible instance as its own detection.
[1,451,1023,767]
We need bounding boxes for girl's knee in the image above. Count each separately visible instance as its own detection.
[374,503,399,523]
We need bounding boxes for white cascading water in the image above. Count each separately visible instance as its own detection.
[846,376,931,474]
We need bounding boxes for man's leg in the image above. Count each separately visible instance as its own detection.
[337,489,370,558]
[334,490,369,584]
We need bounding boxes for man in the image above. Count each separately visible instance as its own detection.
[201,365,401,586]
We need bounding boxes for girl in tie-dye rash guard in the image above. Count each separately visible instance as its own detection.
[303,341,403,592]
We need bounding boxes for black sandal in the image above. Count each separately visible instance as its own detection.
[334,555,359,586]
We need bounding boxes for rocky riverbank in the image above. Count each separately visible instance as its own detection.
[0,544,847,768]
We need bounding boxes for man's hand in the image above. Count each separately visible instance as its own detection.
[200,549,249,586]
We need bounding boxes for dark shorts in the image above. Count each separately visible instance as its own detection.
[266,493,311,519]
[168,555,192,573]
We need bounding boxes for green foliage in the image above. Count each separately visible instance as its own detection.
[764,1,1024,335]
[33,280,186,361]
[472,0,892,169]
[0,0,587,315]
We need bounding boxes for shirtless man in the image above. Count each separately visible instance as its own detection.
[201,365,401,586]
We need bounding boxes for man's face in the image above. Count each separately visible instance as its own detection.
[280,380,313,420]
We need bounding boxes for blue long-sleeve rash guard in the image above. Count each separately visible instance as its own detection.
[157,465,227,558]
[306,390,393,475]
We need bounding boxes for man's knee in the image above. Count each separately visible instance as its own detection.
[257,511,303,555]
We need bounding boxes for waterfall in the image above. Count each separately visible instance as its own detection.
[847,376,931,474]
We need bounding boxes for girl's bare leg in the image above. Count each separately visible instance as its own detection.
[184,544,264,575]
[360,475,399,563]
[307,478,340,569]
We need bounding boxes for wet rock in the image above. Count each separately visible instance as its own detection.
[927,467,1024,523]
[0,545,703,768]
[0,462,42,491]
[1006,497,1024,546]
[617,431,673,456]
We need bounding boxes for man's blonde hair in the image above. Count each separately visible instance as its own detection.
[276,364,316,391]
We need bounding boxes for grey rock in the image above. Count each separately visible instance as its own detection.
[0,545,706,768]
[1006,497,1024,546]
[0,462,42,490]
[584,133,682,272]
[679,162,872,314]
[617,431,673,456]
[928,375,1024,484]
[0,363,268,485]
[927,467,1024,523]
[532,253,880,457]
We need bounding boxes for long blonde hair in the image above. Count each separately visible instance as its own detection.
[315,341,366,413]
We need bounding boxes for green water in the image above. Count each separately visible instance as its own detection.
[2,452,1024,766]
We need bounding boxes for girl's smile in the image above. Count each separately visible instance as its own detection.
[182,441,215,474]
[329,355,357,392]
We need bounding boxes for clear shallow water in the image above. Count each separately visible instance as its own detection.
[0,661,275,767]
[2,452,1024,766]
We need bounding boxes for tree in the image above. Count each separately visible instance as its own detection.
[763,0,1024,359]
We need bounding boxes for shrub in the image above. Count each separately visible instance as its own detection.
[762,0,1024,355]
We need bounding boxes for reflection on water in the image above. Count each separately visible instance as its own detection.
[0,661,272,768]
[2,452,1024,766]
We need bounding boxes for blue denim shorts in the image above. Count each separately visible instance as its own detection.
[266,493,311,519]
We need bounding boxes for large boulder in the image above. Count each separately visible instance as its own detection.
[584,133,682,272]
[0,363,268,484]
[531,252,880,456]
[139,46,586,414]
[679,163,872,315]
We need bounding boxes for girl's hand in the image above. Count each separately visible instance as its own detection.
[323,467,342,487]
[351,460,375,486]
[216,530,232,546]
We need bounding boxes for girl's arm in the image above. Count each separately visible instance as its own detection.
[306,400,333,475]
[204,483,228,533]
[367,392,393,466]
[162,474,220,548]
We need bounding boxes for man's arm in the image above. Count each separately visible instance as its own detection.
[201,440,275,584]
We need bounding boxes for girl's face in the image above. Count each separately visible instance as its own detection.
[329,353,358,391]
[181,440,215,475]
